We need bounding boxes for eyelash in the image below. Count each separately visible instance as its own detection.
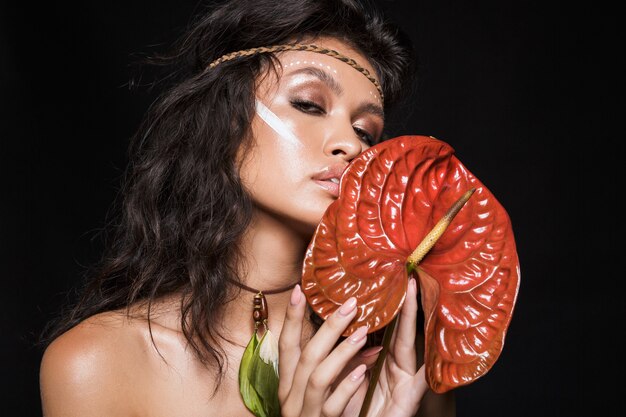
[291,99,325,115]
[354,127,375,146]
[290,99,376,146]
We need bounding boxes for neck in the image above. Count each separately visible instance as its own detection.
[222,209,312,344]
[240,211,310,290]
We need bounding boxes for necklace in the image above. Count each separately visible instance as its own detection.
[230,279,298,296]
[230,279,298,417]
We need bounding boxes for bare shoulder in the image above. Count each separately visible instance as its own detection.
[40,311,146,417]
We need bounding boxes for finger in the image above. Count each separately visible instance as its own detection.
[330,345,382,391]
[287,297,358,409]
[303,325,369,410]
[322,364,368,417]
[392,278,418,373]
[278,284,306,399]
[360,345,383,370]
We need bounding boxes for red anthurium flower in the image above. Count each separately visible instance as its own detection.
[301,135,520,392]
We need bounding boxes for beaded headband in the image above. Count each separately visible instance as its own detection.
[207,43,384,101]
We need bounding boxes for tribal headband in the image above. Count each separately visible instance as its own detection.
[207,43,384,102]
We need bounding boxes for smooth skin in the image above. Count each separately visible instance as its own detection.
[40,37,449,417]
[279,279,429,417]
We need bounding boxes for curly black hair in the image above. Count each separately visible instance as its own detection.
[41,0,417,388]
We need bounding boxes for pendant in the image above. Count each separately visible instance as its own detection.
[239,292,280,417]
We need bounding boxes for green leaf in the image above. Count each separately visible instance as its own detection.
[239,332,266,417]
[248,331,281,417]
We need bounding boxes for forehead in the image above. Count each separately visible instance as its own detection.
[280,38,378,79]
[257,38,382,102]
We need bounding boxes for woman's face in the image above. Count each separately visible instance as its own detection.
[240,37,384,235]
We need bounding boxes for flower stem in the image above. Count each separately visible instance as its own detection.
[358,315,397,417]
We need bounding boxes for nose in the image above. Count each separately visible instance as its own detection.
[322,119,364,161]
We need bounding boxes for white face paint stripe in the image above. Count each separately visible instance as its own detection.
[255,100,301,143]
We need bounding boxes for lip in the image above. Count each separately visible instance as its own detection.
[312,163,348,198]
[314,179,340,197]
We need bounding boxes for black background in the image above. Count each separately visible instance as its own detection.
[1,0,622,416]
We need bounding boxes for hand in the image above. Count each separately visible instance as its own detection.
[278,278,429,417]
[278,284,372,417]
[352,278,430,417]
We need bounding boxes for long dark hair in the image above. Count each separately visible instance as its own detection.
[42,0,417,382]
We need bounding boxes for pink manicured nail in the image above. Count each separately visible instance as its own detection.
[290,284,301,306]
[360,346,383,357]
[350,364,367,381]
[349,325,369,343]
[339,297,357,316]
[410,278,417,293]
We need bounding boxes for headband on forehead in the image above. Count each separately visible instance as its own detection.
[207,43,384,101]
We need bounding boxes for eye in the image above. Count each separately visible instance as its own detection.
[354,127,375,146]
[291,99,326,115]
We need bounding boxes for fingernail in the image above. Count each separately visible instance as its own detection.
[339,297,357,316]
[360,346,383,357]
[410,278,417,293]
[349,325,369,343]
[350,364,367,381]
[290,284,301,306]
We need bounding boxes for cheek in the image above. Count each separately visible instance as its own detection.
[241,121,310,193]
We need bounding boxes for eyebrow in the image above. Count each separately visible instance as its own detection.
[289,66,344,96]
[288,66,385,120]
[356,102,385,121]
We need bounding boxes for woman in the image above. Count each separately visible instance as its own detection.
[40,0,454,415]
